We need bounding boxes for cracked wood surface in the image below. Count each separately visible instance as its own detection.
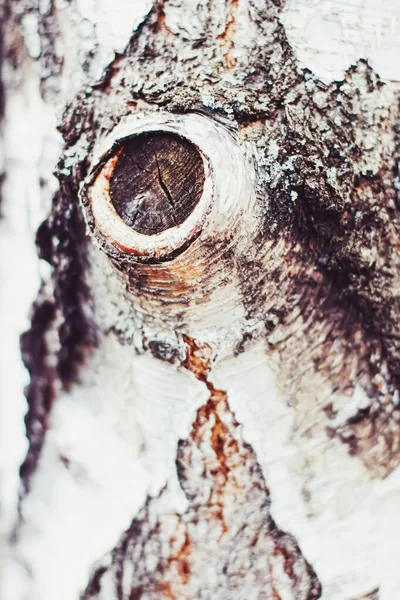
[2,0,400,599]
[109,133,204,235]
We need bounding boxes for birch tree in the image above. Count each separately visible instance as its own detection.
[1,1,400,599]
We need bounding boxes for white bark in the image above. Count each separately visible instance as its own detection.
[282,0,400,83]
[2,1,400,599]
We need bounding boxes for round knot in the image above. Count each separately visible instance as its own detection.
[110,133,205,235]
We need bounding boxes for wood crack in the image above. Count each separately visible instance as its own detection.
[154,152,178,226]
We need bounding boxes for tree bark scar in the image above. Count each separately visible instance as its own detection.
[82,338,321,600]
[109,132,204,235]
[18,183,97,494]
[231,62,400,477]
[18,296,57,493]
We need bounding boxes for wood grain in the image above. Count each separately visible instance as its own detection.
[110,133,204,235]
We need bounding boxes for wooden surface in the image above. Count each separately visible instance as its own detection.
[109,133,204,235]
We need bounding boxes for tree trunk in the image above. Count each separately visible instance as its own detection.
[2,1,400,599]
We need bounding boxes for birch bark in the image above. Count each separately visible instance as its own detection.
[1,1,400,599]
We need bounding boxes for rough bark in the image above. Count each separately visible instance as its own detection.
[2,1,400,599]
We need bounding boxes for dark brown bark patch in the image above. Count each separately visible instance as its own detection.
[82,340,321,600]
[19,180,97,493]
[109,132,204,235]
[36,180,97,385]
[234,63,400,476]
[19,296,57,492]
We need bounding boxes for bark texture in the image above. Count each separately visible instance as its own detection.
[83,340,321,600]
[2,0,400,599]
